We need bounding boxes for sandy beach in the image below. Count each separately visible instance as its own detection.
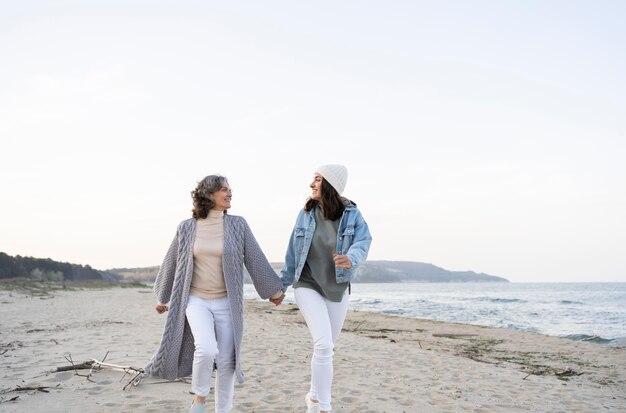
[1,282,625,413]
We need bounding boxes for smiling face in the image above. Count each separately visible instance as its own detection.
[310,173,323,201]
[211,184,232,211]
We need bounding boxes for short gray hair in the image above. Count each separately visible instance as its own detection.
[191,175,229,219]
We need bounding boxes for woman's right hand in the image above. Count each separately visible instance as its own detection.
[155,304,168,314]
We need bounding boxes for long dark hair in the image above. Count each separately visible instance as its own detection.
[191,175,229,219]
[304,178,345,221]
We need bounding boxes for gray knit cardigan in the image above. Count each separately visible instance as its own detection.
[143,215,283,383]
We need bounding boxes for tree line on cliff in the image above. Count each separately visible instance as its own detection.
[0,252,117,281]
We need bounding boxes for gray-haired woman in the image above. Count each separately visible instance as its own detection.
[144,175,285,413]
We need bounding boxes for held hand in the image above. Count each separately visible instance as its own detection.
[333,253,352,269]
[269,293,285,306]
[155,304,168,314]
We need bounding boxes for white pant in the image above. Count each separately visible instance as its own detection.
[295,287,349,412]
[185,295,235,413]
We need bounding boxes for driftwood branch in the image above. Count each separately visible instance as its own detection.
[0,385,51,395]
[52,353,145,390]
[62,354,95,382]
[0,352,146,408]
[0,384,56,404]
[0,395,20,404]
[53,360,95,372]
[88,359,144,390]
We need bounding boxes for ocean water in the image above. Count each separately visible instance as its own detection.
[244,282,626,346]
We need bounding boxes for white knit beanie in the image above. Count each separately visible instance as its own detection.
[315,164,348,195]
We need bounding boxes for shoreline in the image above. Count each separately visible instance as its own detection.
[254,294,626,348]
[1,286,625,412]
[246,281,626,348]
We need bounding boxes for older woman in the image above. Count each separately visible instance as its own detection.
[144,174,284,413]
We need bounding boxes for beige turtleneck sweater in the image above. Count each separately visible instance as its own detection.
[190,209,227,299]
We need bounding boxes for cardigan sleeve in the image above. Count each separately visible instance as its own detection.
[154,230,179,305]
[241,218,283,299]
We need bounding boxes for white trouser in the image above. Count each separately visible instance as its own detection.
[185,295,235,413]
[295,287,349,412]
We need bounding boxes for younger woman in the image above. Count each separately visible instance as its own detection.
[280,164,373,413]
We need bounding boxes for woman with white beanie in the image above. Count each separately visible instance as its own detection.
[278,164,373,413]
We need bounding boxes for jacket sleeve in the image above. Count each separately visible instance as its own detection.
[280,209,305,291]
[242,218,283,299]
[346,209,372,269]
[154,230,179,305]
[279,225,297,291]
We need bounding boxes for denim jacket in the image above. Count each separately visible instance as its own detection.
[280,200,372,290]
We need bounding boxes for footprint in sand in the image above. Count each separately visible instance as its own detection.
[263,393,282,402]
[238,401,261,410]
[87,386,105,395]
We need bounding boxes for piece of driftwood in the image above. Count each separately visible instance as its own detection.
[52,352,144,390]
[88,359,144,390]
[60,354,96,382]
[52,360,96,372]
[0,385,53,404]
[0,386,51,395]
[0,395,20,403]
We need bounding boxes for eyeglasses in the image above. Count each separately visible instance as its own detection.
[218,187,233,194]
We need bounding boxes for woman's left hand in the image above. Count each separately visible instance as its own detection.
[333,254,352,269]
[269,292,285,306]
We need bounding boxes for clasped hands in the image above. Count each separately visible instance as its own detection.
[269,291,285,306]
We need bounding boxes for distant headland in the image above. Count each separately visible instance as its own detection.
[0,252,508,283]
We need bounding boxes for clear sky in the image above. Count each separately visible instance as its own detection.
[1,1,625,283]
